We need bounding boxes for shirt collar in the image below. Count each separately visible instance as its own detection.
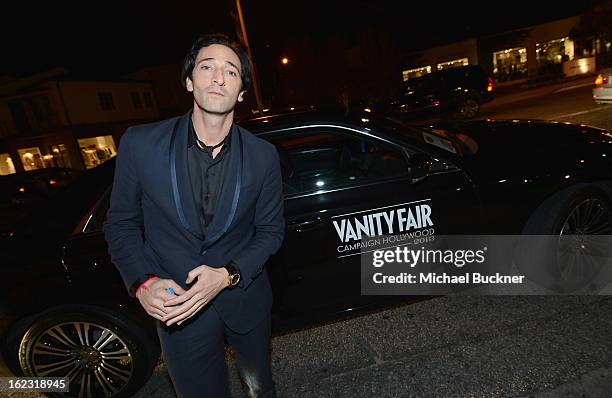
[188,116,232,151]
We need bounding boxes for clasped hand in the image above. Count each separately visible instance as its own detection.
[137,265,229,326]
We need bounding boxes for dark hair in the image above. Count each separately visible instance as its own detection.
[181,34,252,92]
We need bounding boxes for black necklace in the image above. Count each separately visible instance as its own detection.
[195,135,226,152]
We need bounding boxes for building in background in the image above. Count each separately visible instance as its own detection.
[127,64,193,119]
[0,68,159,174]
[401,39,479,81]
[400,16,605,85]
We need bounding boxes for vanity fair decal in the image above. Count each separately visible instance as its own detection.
[333,199,435,257]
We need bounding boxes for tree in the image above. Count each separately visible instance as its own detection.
[570,0,612,57]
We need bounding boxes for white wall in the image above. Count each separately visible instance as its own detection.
[59,81,159,125]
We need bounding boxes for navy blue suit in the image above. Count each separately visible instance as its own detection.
[104,111,284,397]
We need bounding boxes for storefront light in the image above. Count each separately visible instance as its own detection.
[402,65,432,81]
[0,153,16,175]
[578,58,591,74]
[78,135,117,169]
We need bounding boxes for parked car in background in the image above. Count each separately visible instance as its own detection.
[374,65,494,121]
[2,107,612,397]
[593,68,612,104]
[0,168,82,235]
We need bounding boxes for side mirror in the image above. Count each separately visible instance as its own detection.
[409,153,433,183]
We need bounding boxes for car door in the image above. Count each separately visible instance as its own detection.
[61,189,130,302]
[263,124,482,322]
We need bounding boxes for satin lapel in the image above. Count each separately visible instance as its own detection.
[169,111,205,240]
[200,124,243,254]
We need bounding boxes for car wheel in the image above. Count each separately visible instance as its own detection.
[518,187,612,292]
[5,307,159,398]
[455,97,480,119]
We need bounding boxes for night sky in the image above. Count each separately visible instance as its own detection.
[0,1,599,79]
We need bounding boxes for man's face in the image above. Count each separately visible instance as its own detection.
[186,44,245,115]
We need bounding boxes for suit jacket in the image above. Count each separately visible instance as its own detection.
[104,111,285,333]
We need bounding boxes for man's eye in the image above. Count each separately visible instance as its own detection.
[227,70,238,77]
[200,65,211,70]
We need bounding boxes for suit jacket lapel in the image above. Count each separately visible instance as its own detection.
[200,123,243,254]
[169,111,205,240]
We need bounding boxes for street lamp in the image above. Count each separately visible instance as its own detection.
[234,0,264,112]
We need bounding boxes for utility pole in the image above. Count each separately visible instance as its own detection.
[235,0,264,112]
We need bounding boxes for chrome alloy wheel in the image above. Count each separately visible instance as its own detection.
[557,198,612,282]
[19,321,133,398]
[458,98,479,118]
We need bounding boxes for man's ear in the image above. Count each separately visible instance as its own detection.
[237,90,246,102]
[186,77,193,92]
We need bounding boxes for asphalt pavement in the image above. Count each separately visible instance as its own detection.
[135,296,612,398]
[478,75,612,130]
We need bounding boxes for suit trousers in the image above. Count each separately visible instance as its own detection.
[156,304,276,398]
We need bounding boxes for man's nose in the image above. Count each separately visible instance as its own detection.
[212,69,225,86]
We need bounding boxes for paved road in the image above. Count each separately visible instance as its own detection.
[479,80,612,130]
[2,80,611,397]
[136,296,612,398]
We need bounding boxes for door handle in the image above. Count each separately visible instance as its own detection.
[288,216,325,232]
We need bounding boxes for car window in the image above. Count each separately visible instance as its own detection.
[79,130,411,230]
[82,189,111,233]
[269,129,409,195]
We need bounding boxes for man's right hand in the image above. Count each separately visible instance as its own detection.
[136,278,186,320]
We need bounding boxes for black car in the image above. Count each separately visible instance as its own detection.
[2,108,612,397]
[0,168,83,235]
[375,65,494,121]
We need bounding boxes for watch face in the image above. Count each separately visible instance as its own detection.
[230,273,241,286]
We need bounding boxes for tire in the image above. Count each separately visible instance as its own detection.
[454,96,480,119]
[518,187,612,292]
[3,306,159,398]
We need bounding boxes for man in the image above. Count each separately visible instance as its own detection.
[104,34,284,398]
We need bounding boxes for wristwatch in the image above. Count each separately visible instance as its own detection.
[223,263,241,288]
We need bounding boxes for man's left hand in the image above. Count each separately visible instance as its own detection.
[162,265,229,326]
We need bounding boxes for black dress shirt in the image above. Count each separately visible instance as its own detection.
[187,118,231,234]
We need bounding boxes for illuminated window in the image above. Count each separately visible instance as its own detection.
[536,37,574,65]
[492,47,528,82]
[402,66,432,81]
[78,135,117,169]
[0,153,16,175]
[47,144,72,168]
[437,58,469,70]
[18,147,45,171]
